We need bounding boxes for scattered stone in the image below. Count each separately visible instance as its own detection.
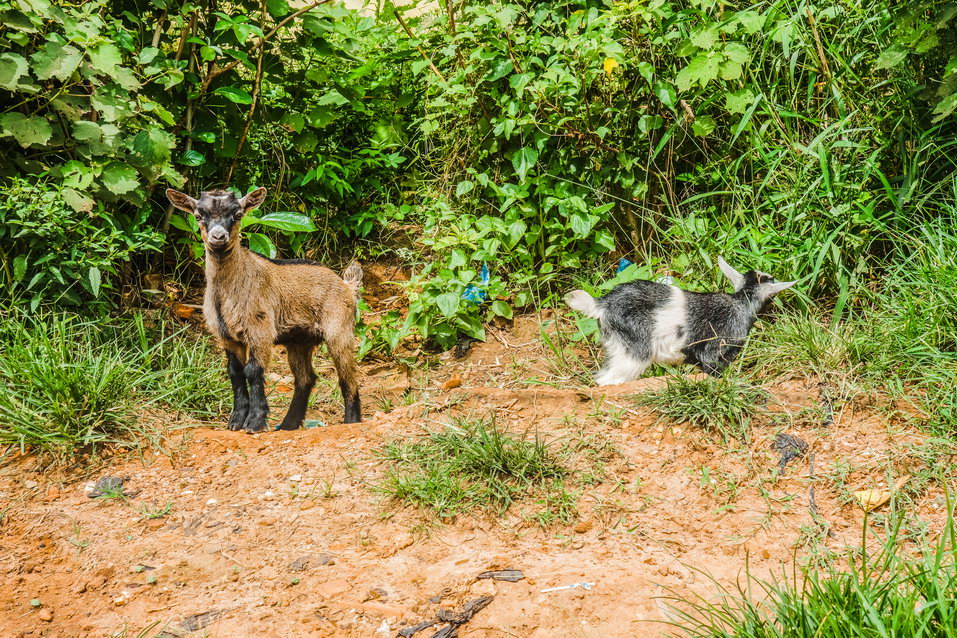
[88,476,126,498]
[44,486,60,501]
[574,519,593,534]
[24,480,38,490]
[315,578,350,599]
[289,474,302,482]
[364,587,388,601]
[440,374,462,391]
[37,608,53,622]
[772,433,808,474]
[206,499,217,505]
[476,569,524,582]
[287,553,334,572]
[180,610,222,632]
[398,620,437,637]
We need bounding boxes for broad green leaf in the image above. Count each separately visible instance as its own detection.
[692,115,716,136]
[131,128,174,166]
[638,114,663,133]
[88,267,101,297]
[723,43,750,65]
[654,81,676,109]
[266,0,291,17]
[72,120,101,141]
[690,27,718,50]
[178,149,206,166]
[215,86,253,104]
[449,249,467,269]
[245,211,316,232]
[137,47,160,64]
[507,219,526,248]
[675,54,721,91]
[875,44,909,70]
[455,180,475,197]
[725,88,756,114]
[637,61,654,85]
[593,229,615,252]
[280,112,305,133]
[100,161,140,195]
[0,52,30,90]
[30,41,82,81]
[932,92,957,121]
[194,131,216,143]
[62,188,94,212]
[317,89,349,106]
[435,292,459,319]
[735,10,766,34]
[0,112,52,147]
[569,213,598,238]
[490,300,512,319]
[61,160,94,190]
[13,255,27,283]
[511,147,538,182]
[247,232,277,258]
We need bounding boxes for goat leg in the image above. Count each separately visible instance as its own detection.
[225,351,249,431]
[242,349,270,433]
[278,344,316,430]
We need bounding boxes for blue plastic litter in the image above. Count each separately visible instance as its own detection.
[462,263,490,305]
[616,258,634,274]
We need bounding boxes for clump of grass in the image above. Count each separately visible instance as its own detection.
[0,314,148,457]
[375,417,571,521]
[0,311,225,460]
[637,376,768,443]
[665,510,957,637]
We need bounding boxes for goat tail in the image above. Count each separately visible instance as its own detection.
[342,261,363,314]
[564,289,602,318]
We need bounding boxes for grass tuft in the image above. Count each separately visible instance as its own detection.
[375,416,572,522]
[637,376,768,443]
[664,509,957,638]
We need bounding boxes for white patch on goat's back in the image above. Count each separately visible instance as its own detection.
[595,333,650,385]
[650,285,687,365]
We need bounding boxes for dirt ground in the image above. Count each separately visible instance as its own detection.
[0,305,951,637]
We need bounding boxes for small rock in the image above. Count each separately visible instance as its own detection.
[37,608,53,622]
[44,486,60,501]
[24,480,38,490]
[440,373,462,391]
[573,519,593,534]
[469,578,496,597]
[206,499,217,505]
[315,578,350,599]
[289,475,302,482]
[89,476,125,498]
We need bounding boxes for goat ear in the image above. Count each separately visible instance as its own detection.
[166,189,198,215]
[717,256,745,292]
[764,280,796,296]
[239,187,267,215]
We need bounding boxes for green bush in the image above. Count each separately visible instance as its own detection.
[0,177,159,309]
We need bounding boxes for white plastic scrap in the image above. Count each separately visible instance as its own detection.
[541,581,595,593]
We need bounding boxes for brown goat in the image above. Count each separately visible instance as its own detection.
[166,187,362,431]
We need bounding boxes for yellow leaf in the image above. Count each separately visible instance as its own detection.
[603,57,619,76]
[854,476,909,511]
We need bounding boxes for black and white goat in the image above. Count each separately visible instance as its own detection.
[565,257,795,385]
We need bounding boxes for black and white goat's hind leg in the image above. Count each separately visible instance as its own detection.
[594,335,651,386]
[225,349,250,431]
[277,344,317,431]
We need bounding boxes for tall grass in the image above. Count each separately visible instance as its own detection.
[665,510,957,637]
[0,312,225,458]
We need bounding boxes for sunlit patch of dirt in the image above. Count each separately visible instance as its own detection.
[0,314,951,637]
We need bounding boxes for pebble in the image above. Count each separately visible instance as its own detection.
[37,608,53,622]
[289,475,302,482]
[24,480,38,490]
[207,499,218,505]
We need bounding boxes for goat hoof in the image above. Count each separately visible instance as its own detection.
[243,417,269,434]
[226,416,246,431]
[276,421,301,431]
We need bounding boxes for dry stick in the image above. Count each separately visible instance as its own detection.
[151,10,167,49]
[806,7,832,80]
[394,11,448,84]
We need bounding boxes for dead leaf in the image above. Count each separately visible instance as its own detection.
[440,373,462,391]
[854,476,910,511]
[171,303,197,320]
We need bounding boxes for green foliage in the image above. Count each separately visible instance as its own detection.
[666,510,957,637]
[375,417,571,520]
[0,312,225,458]
[0,177,159,310]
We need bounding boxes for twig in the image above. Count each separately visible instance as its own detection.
[394,11,448,84]
[805,7,832,80]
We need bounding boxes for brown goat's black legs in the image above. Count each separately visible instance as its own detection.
[225,351,249,431]
[328,335,361,423]
[242,351,270,433]
[277,345,317,430]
